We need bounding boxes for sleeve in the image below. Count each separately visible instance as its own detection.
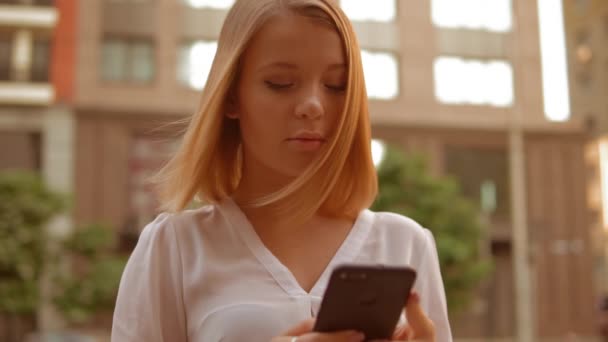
[111,214,188,342]
[414,229,453,342]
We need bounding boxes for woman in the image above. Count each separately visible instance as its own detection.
[111,0,451,341]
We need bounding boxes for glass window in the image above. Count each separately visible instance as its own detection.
[107,0,150,3]
[100,38,154,83]
[130,41,154,83]
[444,146,511,222]
[101,39,128,81]
[538,0,570,121]
[340,0,396,22]
[128,136,179,236]
[431,0,512,32]
[0,33,12,81]
[361,50,399,100]
[182,0,234,9]
[600,140,608,229]
[371,139,386,167]
[433,57,514,107]
[31,38,50,82]
[178,40,217,90]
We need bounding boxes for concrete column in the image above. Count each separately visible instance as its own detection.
[38,105,75,332]
[509,0,535,339]
[509,127,534,342]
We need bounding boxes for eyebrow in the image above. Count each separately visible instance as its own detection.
[258,62,346,72]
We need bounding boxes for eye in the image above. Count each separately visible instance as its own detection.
[265,81,293,90]
[326,84,346,92]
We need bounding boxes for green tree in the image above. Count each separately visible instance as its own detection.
[0,171,64,341]
[0,171,127,340]
[53,223,128,324]
[0,171,64,315]
[371,146,492,312]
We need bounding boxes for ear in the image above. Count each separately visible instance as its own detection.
[224,103,239,120]
[226,111,239,119]
[225,85,239,119]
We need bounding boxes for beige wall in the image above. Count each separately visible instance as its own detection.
[525,134,596,337]
[75,0,587,132]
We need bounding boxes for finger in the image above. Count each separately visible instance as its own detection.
[404,292,435,340]
[281,318,316,336]
[301,330,365,342]
[392,323,414,340]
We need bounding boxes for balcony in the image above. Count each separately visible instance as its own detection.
[0,0,53,6]
[0,81,54,105]
[0,36,53,105]
[0,2,57,29]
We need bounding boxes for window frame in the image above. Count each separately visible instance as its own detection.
[99,35,156,85]
[361,48,401,100]
[433,56,515,107]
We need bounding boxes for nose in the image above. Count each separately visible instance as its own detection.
[294,86,324,120]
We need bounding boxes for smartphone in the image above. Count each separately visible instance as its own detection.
[313,264,417,340]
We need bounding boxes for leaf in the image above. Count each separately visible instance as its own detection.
[0,171,64,315]
[371,146,493,313]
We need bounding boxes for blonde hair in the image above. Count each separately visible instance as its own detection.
[155,0,377,222]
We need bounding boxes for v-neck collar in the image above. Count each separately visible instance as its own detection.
[218,197,374,298]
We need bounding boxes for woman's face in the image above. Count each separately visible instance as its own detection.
[232,12,347,179]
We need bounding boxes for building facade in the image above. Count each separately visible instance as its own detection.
[69,0,603,340]
[0,0,77,336]
[562,0,608,338]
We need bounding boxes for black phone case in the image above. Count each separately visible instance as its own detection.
[313,264,417,340]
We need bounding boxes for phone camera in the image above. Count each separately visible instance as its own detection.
[339,272,369,281]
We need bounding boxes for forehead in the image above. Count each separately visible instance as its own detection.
[241,12,346,70]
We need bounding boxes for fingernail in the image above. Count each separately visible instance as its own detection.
[349,331,365,342]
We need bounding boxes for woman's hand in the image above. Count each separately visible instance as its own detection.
[272,292,435,342]
[383,292,436,342]
[271,318,365,342]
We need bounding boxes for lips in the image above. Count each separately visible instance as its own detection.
[288,131,326,142]
[286,131,326,151]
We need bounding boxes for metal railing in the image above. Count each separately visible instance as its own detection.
[0,0,54,6]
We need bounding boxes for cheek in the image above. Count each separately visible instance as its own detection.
[240,83,292,118]
[238,103,285,148]
[325,96,345,129]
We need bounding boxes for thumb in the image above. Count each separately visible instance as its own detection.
[282,318,316,336]
[404,292,435,340]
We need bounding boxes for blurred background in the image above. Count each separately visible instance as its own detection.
[0,0,607,341]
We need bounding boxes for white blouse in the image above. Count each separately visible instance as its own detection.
[111,198,452,342]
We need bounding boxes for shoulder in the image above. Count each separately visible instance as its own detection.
[137,203,225,254]
[143,202,223,233]
[363,210,438,267]
[368,210,433,245]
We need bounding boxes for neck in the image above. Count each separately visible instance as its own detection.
[233,152,294,204]
[233,160,307,233]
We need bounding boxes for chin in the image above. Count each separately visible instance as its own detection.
[276,162,312,178]
[281,167,307,178]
